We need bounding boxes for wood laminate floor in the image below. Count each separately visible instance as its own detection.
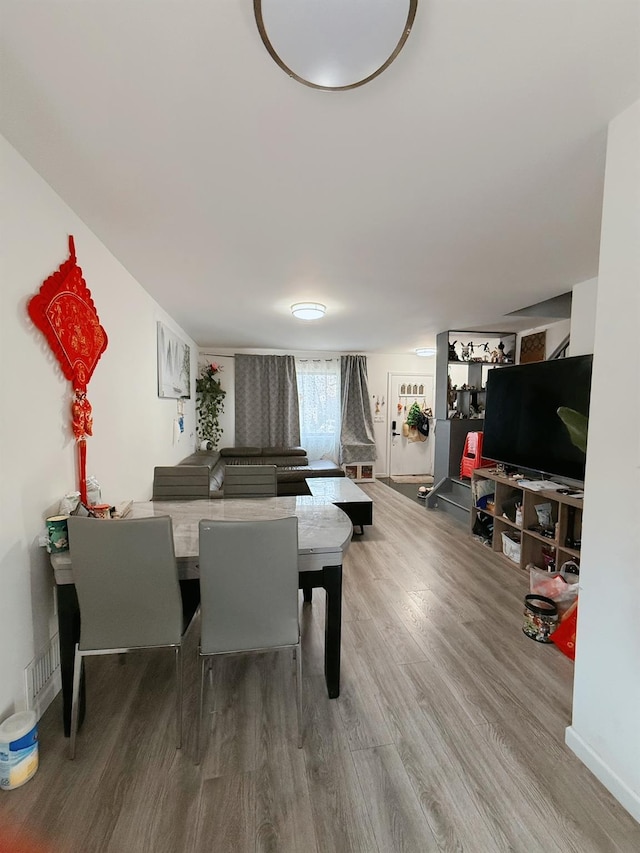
[2,483,638,852]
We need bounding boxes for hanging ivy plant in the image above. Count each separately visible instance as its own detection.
[195,362,226,448]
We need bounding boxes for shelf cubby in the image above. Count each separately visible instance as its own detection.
[471,469,583,572]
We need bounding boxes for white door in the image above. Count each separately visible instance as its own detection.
[387,373,435,476]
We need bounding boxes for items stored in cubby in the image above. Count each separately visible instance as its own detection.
[471,469,583,571]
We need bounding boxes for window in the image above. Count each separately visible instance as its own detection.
[296,358,341,463]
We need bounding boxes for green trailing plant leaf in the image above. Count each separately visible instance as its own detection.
[196,363,226,449]
[557,406,588,453]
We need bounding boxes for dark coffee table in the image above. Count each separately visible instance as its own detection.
[305,476,373,534]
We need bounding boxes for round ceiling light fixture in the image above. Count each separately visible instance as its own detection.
[255,0,418,92]
[415,347,436,357]
[291,302,326,320]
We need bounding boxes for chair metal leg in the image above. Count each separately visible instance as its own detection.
[175,646,183,750]
[295,641,303,748]
[195,654,207,765]
[69,645,83,760]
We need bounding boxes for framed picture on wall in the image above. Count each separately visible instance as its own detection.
[520,331,546,364]
[157,321,191,398]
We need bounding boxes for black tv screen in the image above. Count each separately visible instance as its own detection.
[483,354,593,482]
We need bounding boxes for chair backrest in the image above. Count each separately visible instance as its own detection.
[67,516,184,651]
[153,465,210,500]
[198,517,299,654]
[223,464,277,498]
[463,431,482,458]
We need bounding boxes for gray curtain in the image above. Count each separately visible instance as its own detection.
[235,355,301,447]
[340,355,377,464]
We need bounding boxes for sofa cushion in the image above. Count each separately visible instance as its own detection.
[276,460,344,483]
[261,446,307,457]
[224,454,310,468]
[308,460,345,475]
[261,455,309,467]
[210,460,225,492]
[178,451,220,470]
[220,446,262,457]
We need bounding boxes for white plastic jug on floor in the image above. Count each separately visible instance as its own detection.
[0,710,39,790]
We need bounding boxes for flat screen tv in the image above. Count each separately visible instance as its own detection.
[483,354,593,482]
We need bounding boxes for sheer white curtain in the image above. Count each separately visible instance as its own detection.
[296,358,341,462]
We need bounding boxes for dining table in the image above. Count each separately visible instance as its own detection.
[50,495,353,735]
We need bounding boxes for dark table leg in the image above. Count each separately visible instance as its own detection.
[299,564,343,698]
[302,586,313,603]
[179,578,201,629]
[322,565,342,698]
[335,501,372,536]
[56,584,83,737]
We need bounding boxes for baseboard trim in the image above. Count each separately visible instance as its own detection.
[565,725,640,822]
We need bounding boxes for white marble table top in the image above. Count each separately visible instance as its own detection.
[306,477,373,504]
[51,496,353,585]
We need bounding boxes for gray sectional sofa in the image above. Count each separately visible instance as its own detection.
[153,445,344,499]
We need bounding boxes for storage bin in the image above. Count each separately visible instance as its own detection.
[501,531,521,563]
[523,594,559,643]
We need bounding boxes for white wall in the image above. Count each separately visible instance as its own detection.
[0,136,197,721]
[566,101,640,820]
[569,278,598,357]
[513,279,598,362]
[198,348,435,475]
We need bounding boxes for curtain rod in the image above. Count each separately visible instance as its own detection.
[201,354,342,360]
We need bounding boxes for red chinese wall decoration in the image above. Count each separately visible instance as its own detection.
[28,236,108,504]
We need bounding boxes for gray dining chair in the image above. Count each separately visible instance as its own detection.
[222,463,277,498]
[152,465,210,500]
[66,515,194,759]
[195,516,301,764]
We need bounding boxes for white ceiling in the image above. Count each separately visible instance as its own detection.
[2,1,639,353]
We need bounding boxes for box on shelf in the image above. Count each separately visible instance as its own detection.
[343,463,375,483]
[501,531,521,563]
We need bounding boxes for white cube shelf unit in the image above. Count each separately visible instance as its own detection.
[342,463,375,483]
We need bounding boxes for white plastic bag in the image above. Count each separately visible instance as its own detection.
[529,564,578,616]
[59,491,81,515]
[86,476,101,506]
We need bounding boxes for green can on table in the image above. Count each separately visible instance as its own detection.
[46,515,69,553]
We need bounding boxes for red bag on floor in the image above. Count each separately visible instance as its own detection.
[550,600,578,660]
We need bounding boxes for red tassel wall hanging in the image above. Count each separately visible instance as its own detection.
[27,236,108,503]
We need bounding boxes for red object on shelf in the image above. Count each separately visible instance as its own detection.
[27,236,108,503]
[459,431,493,479]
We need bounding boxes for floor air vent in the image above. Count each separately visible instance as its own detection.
[25,634,61,717]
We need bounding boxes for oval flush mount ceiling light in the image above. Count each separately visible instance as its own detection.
[415,347,436,357]
[254,0,417,91]
[291,302,326,320]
